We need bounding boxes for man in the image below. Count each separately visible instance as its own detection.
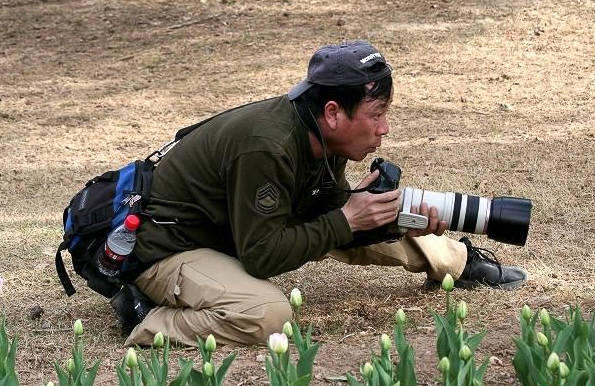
[115,41,527,347]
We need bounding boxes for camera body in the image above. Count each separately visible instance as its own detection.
[368,158,532,246]
[367,157,402,193]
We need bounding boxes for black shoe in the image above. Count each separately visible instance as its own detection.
[110,283,155,335]
[424,237,528,290]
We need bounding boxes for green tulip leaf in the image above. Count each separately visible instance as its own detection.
[396,345,417,386]
[433,311,459,359]
[345,373,364,386]
[297,344,319,379]
[215,352,237,386]
[149,350,161,381]
[169,358,193,386]
[115,365,133,386]
[292,374,312,386]
[475,357,490,382]
[53,363,69,386]
[552,325,574,355]
[375,362,393,386]
[467,332,487,352]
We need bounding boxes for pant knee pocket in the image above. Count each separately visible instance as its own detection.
[166,263,225,309]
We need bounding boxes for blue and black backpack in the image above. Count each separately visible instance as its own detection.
[56,159,154,298]
[55,119,210,298]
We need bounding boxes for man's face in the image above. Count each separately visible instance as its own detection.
[328,89,393,161]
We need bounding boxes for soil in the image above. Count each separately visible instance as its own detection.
[0,0,593,385]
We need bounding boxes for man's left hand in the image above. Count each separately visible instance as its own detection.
[405,202,448,237]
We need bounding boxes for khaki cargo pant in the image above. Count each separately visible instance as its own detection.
[124,234,466,347]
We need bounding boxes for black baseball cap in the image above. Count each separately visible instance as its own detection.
[288,40,392,100]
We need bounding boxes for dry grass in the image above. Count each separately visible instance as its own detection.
[0,0,593,384]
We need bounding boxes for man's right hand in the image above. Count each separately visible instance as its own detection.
[341,170,400,232]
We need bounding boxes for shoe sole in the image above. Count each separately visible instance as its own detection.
[424,268,529,291]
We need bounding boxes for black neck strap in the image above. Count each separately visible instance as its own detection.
[291,99,372,194]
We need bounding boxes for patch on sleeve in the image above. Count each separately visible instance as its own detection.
[255,183,280,214]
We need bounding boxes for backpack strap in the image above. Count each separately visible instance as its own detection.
[174,119,211,142]
[135,160,154,204]
[86,170,120,186]
[173,98,275,142]
[56,240,76,296]
[58,206,76,296]
[146,98,279,165]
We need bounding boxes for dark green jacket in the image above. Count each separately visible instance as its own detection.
[134,96,354,279]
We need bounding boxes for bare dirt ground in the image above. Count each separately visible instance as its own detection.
[1,0,594,384]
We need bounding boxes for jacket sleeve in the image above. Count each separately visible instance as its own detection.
[225,150,354,279]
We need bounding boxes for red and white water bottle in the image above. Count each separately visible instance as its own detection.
[97,214,140,277]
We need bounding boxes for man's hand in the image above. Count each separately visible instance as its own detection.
[341,170,400,232]
[405,202,448,237]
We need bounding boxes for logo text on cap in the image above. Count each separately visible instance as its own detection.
[360,52,382,64]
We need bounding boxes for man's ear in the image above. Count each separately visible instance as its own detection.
[323,101,341,130]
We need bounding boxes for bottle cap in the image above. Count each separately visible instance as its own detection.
[124,214,140,231]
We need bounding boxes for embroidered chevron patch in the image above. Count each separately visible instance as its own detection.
[255,183,280,214]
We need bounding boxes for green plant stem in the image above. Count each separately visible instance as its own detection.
[544,324,552,345]
[281,352,288,374]
[458,320,464,346]
[294,307,301,328]
[129,366,139,386]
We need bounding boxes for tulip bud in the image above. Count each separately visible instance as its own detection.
[66,358,75,374]
[559,362,569,378]
[537,332,549,347]
[46,382,55,386]
[125,347,138,368]
[380,333,391,352]
[203,361,214,377]
[441,274,454,292]
[547,352,560,372]
[361,362,374,378]
[438,357,450,374]
[73,319,83,336]
[539,308,551,327]
[521,304,532,322]
[268,333,288,354]
[153,332,165,348]
[457,301,468,321]
[395,309,406,326]
[459,345,472,361]
[205,334,217,352]
[290,288,303,308]
[282,321,293,338]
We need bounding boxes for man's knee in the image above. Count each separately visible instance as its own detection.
[237,300,293,344]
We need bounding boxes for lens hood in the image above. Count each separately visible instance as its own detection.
[487,197,532,246]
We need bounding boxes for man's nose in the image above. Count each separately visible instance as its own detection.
[377,117,390,135]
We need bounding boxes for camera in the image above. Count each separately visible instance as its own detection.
[368,158,532,246]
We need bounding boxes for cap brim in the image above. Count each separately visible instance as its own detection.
[288,80,314,100]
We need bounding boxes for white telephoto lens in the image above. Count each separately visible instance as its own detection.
[398,187,491,235]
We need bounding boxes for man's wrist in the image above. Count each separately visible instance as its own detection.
[340,207,356,232]
[330,208,355,245]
